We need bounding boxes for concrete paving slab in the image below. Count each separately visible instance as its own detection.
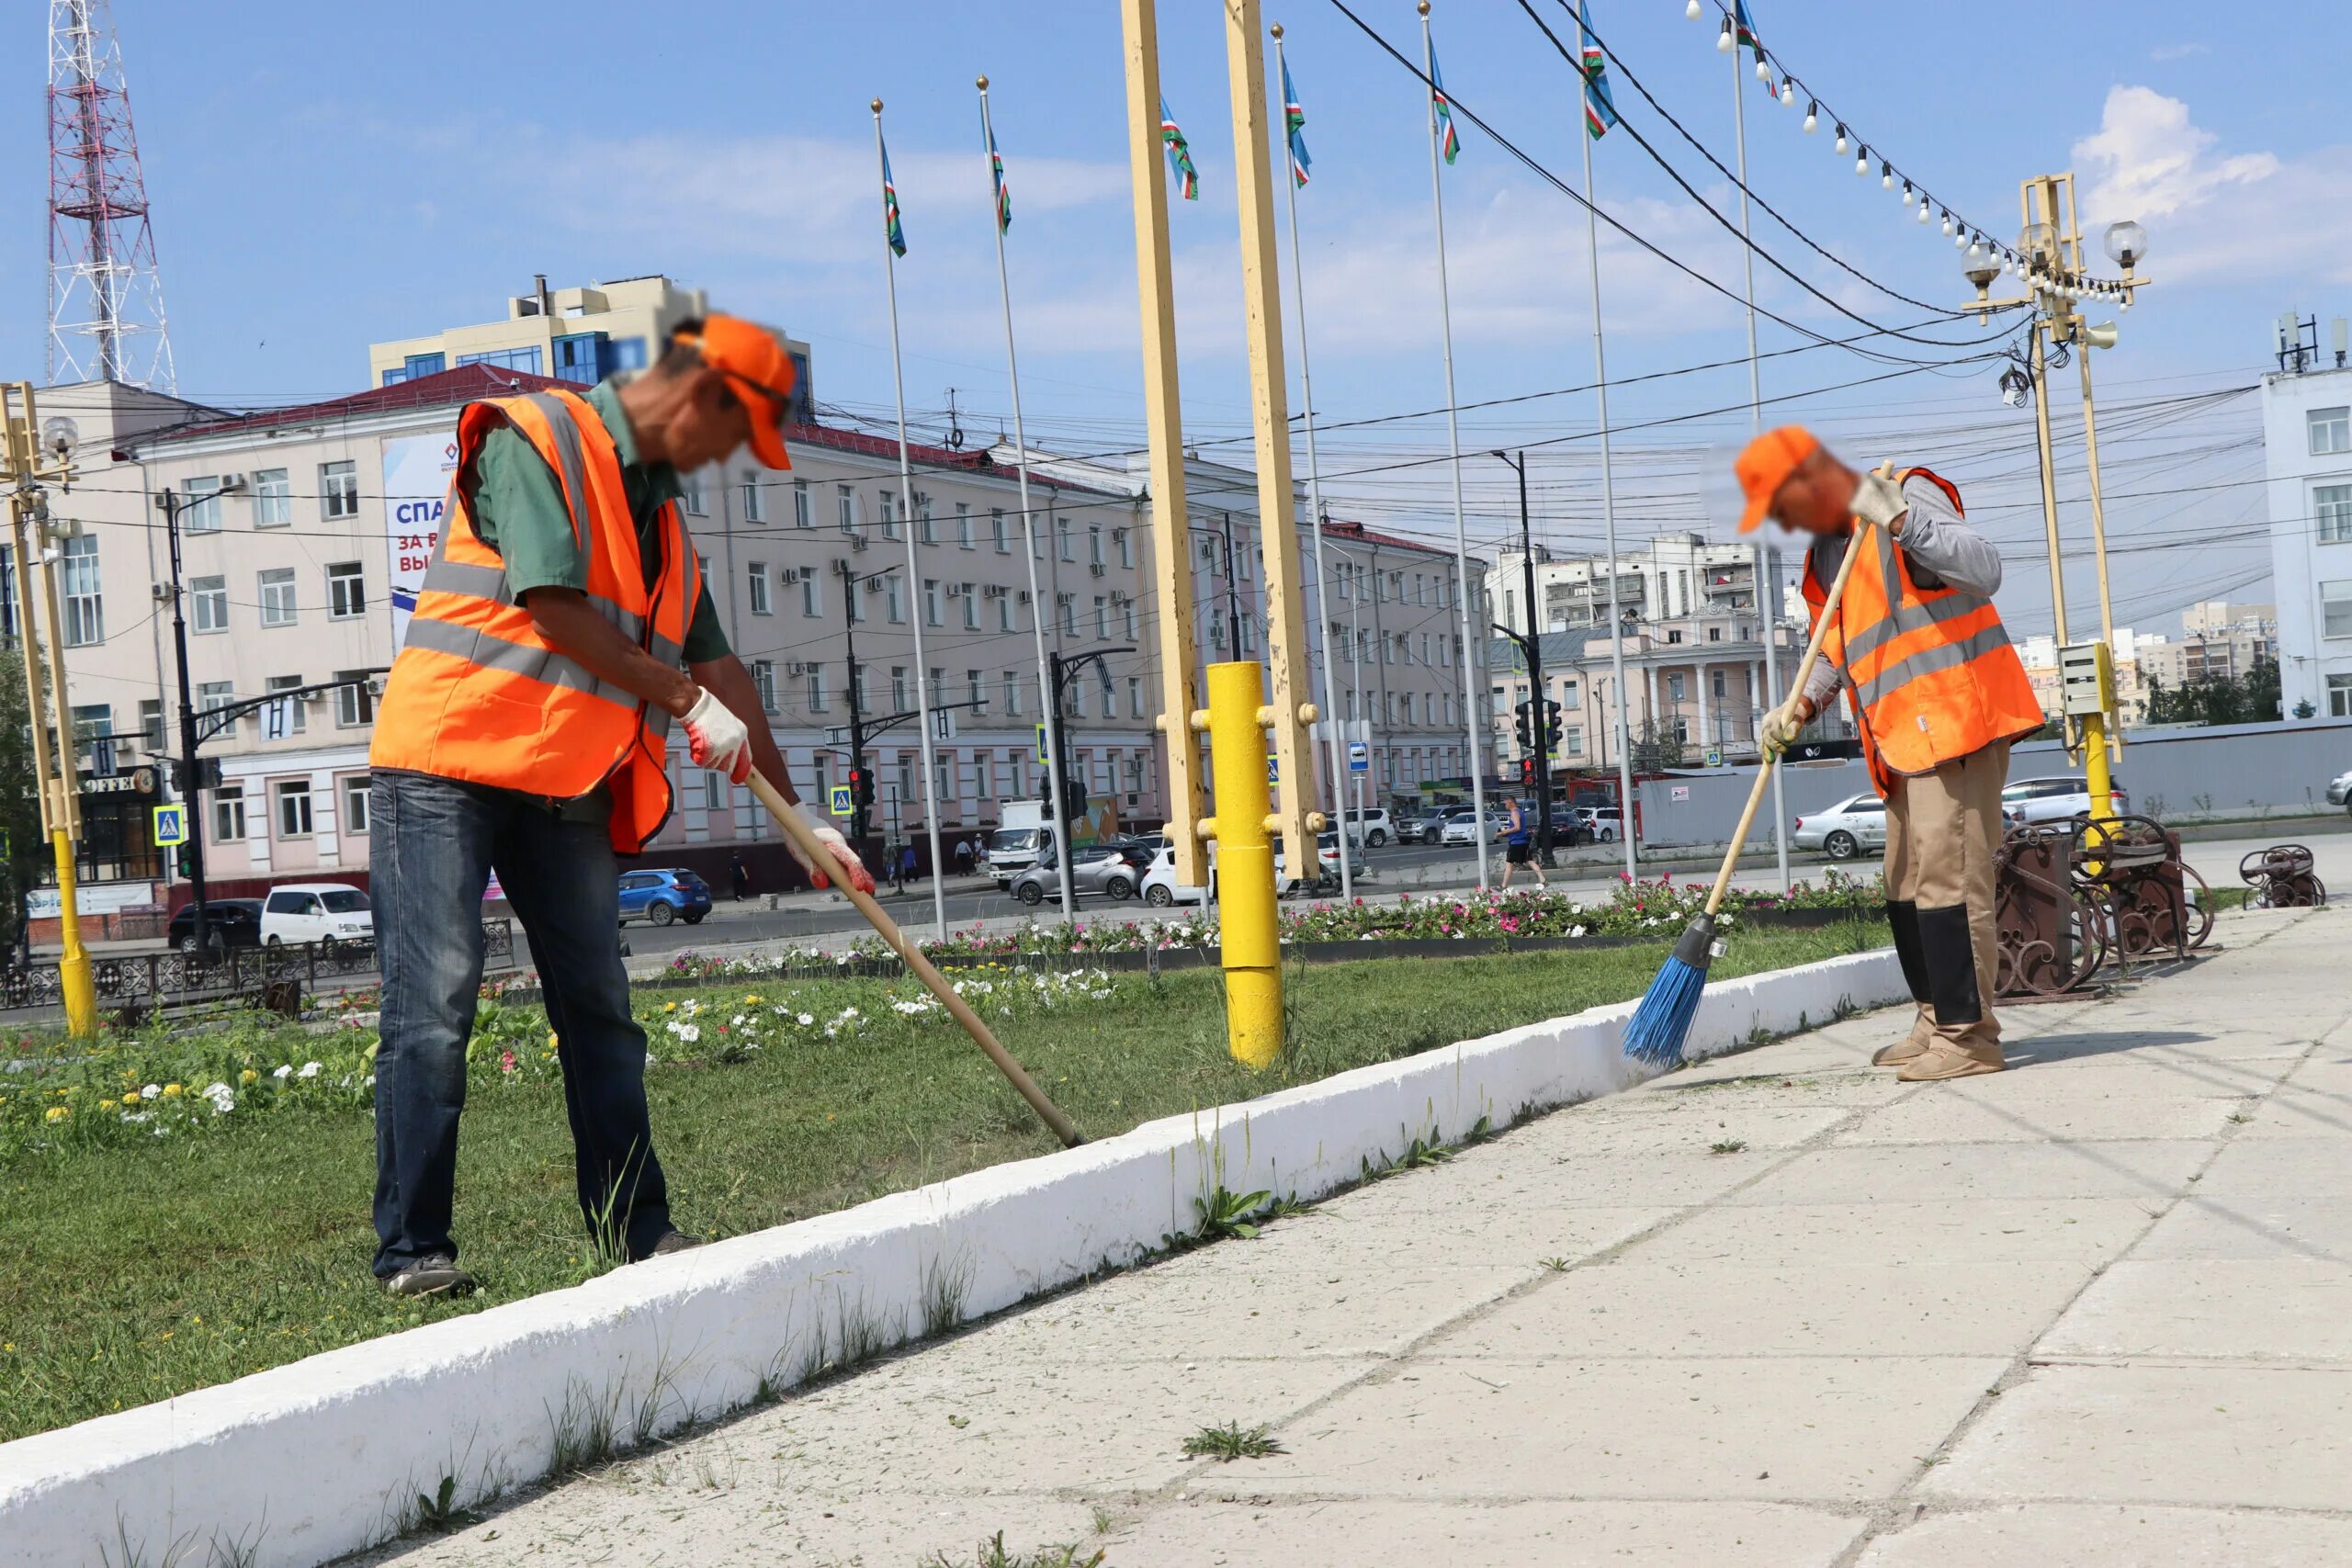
[1438,1259,2092,1359]
[2039,1256,2352,1361]
[2129,1194,2352,1263]
[1505,1101,1853,1156]
[2187,1135,2352,1198]
[1829,1092,2242,1145]
[1719,1140,2211,1206]
[1632,1199,2159,1269]
[1234,1199,1674,1279]
[1928,1363,2352,1512]
[1856,1504,2352,1567]
[1233,1355,2006,1504]
[1107,1496,1869,1566]
[2236,1082,2352,1138]
[1627,1066,1916,1109]
[1341,1145,1770,1213]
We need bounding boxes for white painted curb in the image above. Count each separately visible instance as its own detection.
[0,947,1900,1568]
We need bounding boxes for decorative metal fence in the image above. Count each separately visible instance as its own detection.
[0,919,514,1014]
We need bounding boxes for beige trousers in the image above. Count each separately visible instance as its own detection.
[1883,739,2007,1062]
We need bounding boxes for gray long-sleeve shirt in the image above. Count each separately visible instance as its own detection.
[1803,475,2003,712]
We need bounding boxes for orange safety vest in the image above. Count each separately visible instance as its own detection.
[1799,467,2042,795]
[369,389,701,853]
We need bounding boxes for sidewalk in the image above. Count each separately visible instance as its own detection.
[359,901,2351,1566]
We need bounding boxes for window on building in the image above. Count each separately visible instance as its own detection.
[680,470,708,516]
[254,468,291,528]
[198,680,234,715]
[2331,674,2352,718]
[1667,672,1686,701]
[837,484,856,533]
[259,568,299,627]
[1127,676,1145,718]
[1057,518,1073,561]
[1123,600,1138,640]
[999,592,1017,633]
[1003,671,1023,716]
[790,479,810,528]
[327,562,366,619]
[879,491,902,541]
[924,579,942,626]
[928,666,945,706]
[953,502,972,548]
[748,563,772,615]
[138,698,164,751]
[264,674,307,736]
[885,576,905,624]
[1115,527,1133,569]
[2311,406,2351,457]
[2324,581,2352,640]
[704,771,724,811]
[342,775,370,836]
[1093,596,1109,639]
[1708,626,1724,641]
[192,575,228,635]
[61,536,101,646]
[796,664,824,713]
[1088,524,1104,567]
[212,785,246,842]
[457,345,543,376]
[2318,484,2352,546]
[1565,724,1585,754]
[916,493,935,544]
[320,460,359,521]
[179,477,223,533]
[1058,592,1076,636]
[751,660,778,713]
[890,667,909,710]
[967,669,985,707]
[334,669,374,728]
[801,570,822,617]
[276,779,314,839]
[741,470,766,525]
[962,589,979,631]
[992,508,1010,553]
[1712,669,1727,698]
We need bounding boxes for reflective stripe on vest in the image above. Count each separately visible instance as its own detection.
[398,616,644,711]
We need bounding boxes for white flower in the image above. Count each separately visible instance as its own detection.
[668,1022,702,1044]
[200,1082,235,1114]
[797,1013,815,1027]
[143,1083,163,1098]
[298,1062,322,1079]
[273,1065,293,1079]
[1571,924,1588,938]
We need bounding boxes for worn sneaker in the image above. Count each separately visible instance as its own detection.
[382,1255,478,1299]
[632,1229,705,1263]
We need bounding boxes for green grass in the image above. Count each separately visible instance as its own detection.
[0,922,1872,1443]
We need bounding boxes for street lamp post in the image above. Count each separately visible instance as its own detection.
[1491,450,1556,866]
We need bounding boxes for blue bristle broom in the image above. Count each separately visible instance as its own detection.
[1623,522,1862,1066]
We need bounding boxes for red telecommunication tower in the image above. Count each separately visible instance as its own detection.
[47,0,175,391]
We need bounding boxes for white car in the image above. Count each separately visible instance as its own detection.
[260,882,374,948]
[1438,807,1489,846]
[1137,840,1351,906]
[2328,768,2352,812]
[1574,805,1625,843]
[2002,775,2131,825]
[1792,793,1888,861]
[1339,807,1394,848]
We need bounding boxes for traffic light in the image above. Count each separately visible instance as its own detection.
[1519,756,1537,787]
[846,767,876,810]
[175,844,195,879]
[1544,699,1564,752]
[1513,700,1532,750]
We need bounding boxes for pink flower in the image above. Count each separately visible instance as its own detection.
[499,1049,517,1075]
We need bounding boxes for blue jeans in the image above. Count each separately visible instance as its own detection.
[369,771,671,1276]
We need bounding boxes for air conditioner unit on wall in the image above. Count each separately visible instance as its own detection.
[786,661,813,678]
[1017,589,1032,604]
[946,582,967,598]
[851,534,869,552]
[1089,562,1106,577]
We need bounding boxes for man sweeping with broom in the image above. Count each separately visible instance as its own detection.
[1624,427,2041,1079]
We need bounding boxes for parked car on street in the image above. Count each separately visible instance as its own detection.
[1140,846,1205,907]
[2329,766,2352,812]
[1098,836,1159,873]
[1438,807,1495,846]
[2002,774,2131,824]
[616,868,712,928]
[1792,794,1889,860]
[260,884,374,948]
[1340,807,1394,847]
[1008,844,1137,905]
[166,897,265,953]
[1573,805,1626,843]
[1396,807,1451,844]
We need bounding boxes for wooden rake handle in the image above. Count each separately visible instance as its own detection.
[1704,503,1871,917]
[747,770,1086,1148]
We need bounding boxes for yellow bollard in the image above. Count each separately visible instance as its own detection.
[1204,660,1282,1068]
[50,826,96,1039]
[2081,709,2116,824]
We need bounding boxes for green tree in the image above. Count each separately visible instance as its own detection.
[0,650,49,960]
[2244,657,2282,723]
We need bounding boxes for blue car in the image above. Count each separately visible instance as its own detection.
[617,868,712,928]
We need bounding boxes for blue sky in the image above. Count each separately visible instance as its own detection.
[10,0,2349,641]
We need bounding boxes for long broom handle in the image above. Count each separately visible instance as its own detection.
[747,770,1086,1148]
[1703,501,1871,917]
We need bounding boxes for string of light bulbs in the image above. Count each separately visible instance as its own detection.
[1679,0,2142,307]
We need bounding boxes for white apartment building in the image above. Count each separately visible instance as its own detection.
[1490,532,1774,638]
[53,359,1155,898]
[2260,325,2352,717]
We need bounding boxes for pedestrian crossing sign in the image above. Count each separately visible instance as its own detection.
[152,803,187,847]
[828,784,854,818]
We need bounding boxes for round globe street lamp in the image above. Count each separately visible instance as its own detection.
[1962,243,2002,321]
[2103,220,2147,276]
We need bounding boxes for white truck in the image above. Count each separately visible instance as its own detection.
[985,796,1119,883]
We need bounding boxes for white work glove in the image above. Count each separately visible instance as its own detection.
[1849,463,1906,529]
[1759,696,1812,760]
[681,687,752,785]
[788,801,875,895]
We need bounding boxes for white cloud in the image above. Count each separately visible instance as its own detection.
[2148,42,2210,62]
[2073,85,2352,285]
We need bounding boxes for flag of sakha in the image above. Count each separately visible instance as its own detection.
[881,141,908,256]
[1159,96,1200,200]
[1579,4,1620,141]
[989,129,1012,233]
[1430,49,1462,164]
[1282,56,1312,187]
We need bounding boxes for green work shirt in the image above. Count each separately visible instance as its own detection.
[467,379,729,663]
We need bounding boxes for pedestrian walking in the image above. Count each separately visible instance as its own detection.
[953,835,975,875]
[365,314,870,1299]
[900,842,921,887]
[729,851,751,902]
[1499,796,1547,890]
[1742,426,2042,1080]
[888,843,908,895]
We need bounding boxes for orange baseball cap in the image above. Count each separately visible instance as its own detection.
[676,313,797,470]
[1734,424,1818,533]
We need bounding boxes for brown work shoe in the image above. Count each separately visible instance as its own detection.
[1871,1038,1929,1067]
[1896,1046,2004,1081]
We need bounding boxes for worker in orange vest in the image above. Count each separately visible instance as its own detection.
[366,314,872,1298]
[1738,426,2043,1081]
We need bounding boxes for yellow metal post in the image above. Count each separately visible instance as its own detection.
[1119,0,1209,888]
[1203,660,1282,1067]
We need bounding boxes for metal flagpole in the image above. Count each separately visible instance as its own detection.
[977,78,1077,923]
[1569,0,1637,878]
[1418,0,1488,891]
[871,99,948,940]
[1731,19,1791,891]
[1272,24,1351,902]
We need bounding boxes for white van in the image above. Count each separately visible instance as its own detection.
[261,883,375,948]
